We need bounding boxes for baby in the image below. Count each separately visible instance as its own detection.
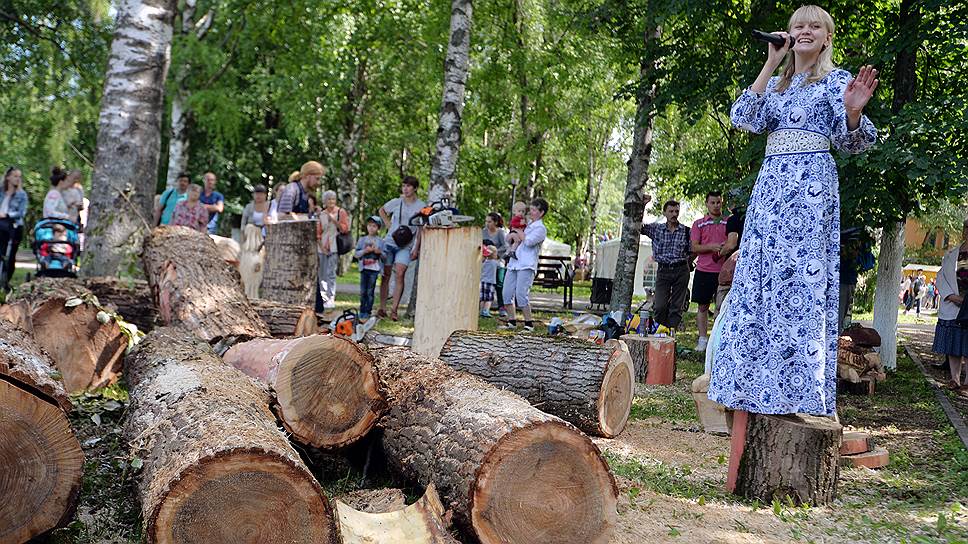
[505,201,528,262]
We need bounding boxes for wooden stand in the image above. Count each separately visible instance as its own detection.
[440,331,634,437]
[124,328,337,543]
[619,334,648,382]
[259,220,318,306]
[731,412,842,506]
[412,227,481,357]
[645,336,676,385]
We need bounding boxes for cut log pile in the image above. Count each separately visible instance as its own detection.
[249,298,319,337]
[0,320,84,543]
[7,277,126,393]
[371,346,618,544]
[439,330,634,437]
[124,327,338,543]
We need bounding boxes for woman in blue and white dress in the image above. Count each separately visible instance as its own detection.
[708,4,878,421]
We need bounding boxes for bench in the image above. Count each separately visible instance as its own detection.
[535,255,574,309]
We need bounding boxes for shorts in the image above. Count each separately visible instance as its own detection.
[691,270,719,305]
[480,282,496,302]
[383,243,414,268]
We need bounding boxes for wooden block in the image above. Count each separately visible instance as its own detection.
[841,446,889,469]
[644,336,676,385]
[840,431,872,456]
[620,334,648,382]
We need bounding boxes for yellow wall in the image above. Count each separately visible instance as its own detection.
[904,218,950,256]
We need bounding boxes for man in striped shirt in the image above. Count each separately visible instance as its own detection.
[641,195,691,331]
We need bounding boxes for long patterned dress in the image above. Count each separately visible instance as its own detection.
[708,69,877,416]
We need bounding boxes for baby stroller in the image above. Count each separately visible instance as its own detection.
[33,219,81,278]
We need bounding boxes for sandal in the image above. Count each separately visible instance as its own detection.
[377,309,387,318]
[390,309,399,322]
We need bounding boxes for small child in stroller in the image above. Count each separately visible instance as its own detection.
[34,218,80,277]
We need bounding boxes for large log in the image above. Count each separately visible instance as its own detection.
[0,320,84,543]
[372,347,617,544]
[734,412,842,506]
[439,331,634,437]
[82,276,157,333]
[222,335,386,449]
[142,226,270,345]
[9,277,126,393]
[250,298,319,337]
[336,484,459,544]
[124,327,337,543]
[259,220,318,306]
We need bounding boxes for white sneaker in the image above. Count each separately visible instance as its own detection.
[696,336,708,352]
[323,300,336,310]
[522,325,534,333]
[499,322,517,330]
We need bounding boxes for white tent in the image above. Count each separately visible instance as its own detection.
[594,236,656,297]
[541,238,571,257]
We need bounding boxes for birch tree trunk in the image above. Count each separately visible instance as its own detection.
[872,226,904,370]
[427,0,472,203]
[610,29,659,313]
[338,59,368,217]
[84,0,177,277]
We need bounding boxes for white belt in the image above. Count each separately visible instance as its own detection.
[765,129,830,156]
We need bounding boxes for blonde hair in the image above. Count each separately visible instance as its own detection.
[512,201,527,215]
[775,5,836,93]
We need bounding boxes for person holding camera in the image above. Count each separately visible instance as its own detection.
[378,175,425,321]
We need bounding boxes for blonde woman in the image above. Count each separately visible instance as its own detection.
[708,6,879,488]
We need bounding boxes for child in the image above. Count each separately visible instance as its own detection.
[505,201,528,262]
[480,244,499,317]
[355,215,385,320]
[49,223,74,259]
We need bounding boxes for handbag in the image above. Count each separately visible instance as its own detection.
[336,209,354,256]
[955,295,968,326]
[390,199,414,248]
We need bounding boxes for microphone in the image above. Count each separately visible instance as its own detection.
[751,29,794,49]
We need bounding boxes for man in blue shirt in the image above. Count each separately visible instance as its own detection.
[200,171,224,234]
[641,195,692,331]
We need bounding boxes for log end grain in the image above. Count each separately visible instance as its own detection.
[598,340,635,438]
[0,379,83,543]
[149,451,335,544]
[470,420,618,544]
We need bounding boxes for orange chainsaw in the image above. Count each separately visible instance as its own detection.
[408,198,473,227]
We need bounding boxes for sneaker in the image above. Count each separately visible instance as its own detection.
[323,300,337,310]
[696,336,708,352]
[499,322,517,330]
[522,325,534,333]
[498,309,508,318]
[480,310,492,318]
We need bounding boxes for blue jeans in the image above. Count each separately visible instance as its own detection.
[359,269,380,318]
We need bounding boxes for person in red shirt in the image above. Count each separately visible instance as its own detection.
[690,191,727,352]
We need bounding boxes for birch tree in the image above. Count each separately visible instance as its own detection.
[427,0,472,203]
[84,0,177,277]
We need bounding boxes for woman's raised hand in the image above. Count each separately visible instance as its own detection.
[844,65,879,113]
[765,31,791,68]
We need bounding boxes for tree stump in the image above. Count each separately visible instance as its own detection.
[142,226,270,345]
[371,347,617,544]
[0,320,84,543]
[222,335,386,449]
[249,298,319,337]
[412,227,481,357]
[259,220,318,306]
[645,336,676,385]
[124,327,337,543]
[439,331,634,437]
[336,484,459,544]
[82,276,157,333]
[619,334,648,382]
[734,413,842,506]
[8,277,126,393]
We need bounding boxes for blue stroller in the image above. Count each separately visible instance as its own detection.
[32,219,81,278]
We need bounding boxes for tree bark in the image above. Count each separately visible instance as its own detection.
[427,0,473,203]
[83,276,157,333]
[142,226,270,345]
[338,58,368,220]
[222,335,387,449]
[619,334,648,383]
[872,222,905,370]
[371,347,617,544]
[336,484,459,544]
[439,331,634,437]
[0,320,83,543]
[84,0,177,277]
[610,28,659,313]
[249,298,318,337]
[734,413,842,506]
[0,299,32,332]
[124,328,337,543]
[259,221,319,307]
[9,277,126,393]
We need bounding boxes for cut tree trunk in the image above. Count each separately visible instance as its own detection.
[124,327,337,543]
[734,413,842,506]
[142,226,269,345]
[439,331,634,437]
[9,277,126,393]
[0,320,84,543]
[82,276,157,333]
[249,298,318,337]
[259,221,319,306]
[371,347,617,544]
[0,299,32,332]
[620,334,648,382]
[872,223,904,371]
[336,484,459,544]
[222,335,386,449]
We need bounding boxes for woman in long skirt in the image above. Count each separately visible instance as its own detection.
[708,5,878,488]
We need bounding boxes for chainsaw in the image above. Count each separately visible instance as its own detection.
[408,198,474,227]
